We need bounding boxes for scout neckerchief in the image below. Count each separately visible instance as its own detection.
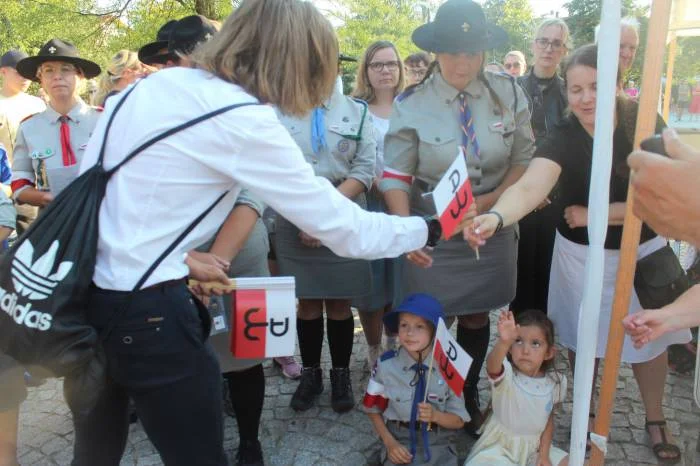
[409,361,431,462]
[58,115,77,166]
[458,92,481,161]
[311,107,327,155]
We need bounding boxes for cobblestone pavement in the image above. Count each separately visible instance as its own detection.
[17,310,700,465]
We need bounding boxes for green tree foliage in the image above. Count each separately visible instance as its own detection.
[563,0,645,46]
[671,36,700,83]
[333,0,424,91]
[0,0,230,71]
[482,0,536,64]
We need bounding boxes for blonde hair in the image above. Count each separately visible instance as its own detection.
[93,50,140,106]
[535,18,572,50]
[352,41,404,103]
[504,50,526,66]
[191,0,338,116]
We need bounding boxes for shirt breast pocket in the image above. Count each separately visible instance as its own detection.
[487,121,515,151]
[327,125,358,162]
[417,131,456,172]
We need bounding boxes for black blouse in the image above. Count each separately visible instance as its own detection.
[535,107,660,250]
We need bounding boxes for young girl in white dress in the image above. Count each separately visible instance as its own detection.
[465,310,569,466]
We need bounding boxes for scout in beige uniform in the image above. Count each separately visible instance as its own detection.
[379,0,535,436]
[276,74,376,414]
[11,39,101,207]
[362,294,468,465]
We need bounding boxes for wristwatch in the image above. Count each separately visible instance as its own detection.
[486,210,504,234]
[424,216,442,248]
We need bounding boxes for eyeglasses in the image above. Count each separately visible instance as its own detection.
[535,38,565,51]
[368,61,400,72]
[504,62,522,70]
[406,66,428,78]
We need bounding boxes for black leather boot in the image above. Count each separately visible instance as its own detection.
[290,366,323,411]
[330,367,355,413]
[235,439,264,466]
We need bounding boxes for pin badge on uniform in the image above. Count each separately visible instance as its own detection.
[337,139,350,153]
[462,22,470,32]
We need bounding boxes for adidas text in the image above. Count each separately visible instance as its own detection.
[0,287,52,331]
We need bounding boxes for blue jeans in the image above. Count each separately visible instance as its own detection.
[70,282,227,466]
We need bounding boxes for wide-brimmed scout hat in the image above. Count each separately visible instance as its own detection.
[168,15,217,57]
[383,293,445,335]
[16,39,101,82]
[138,20,178,65]
[411,0,508,55]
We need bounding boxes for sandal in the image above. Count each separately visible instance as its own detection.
[645,419,682,464]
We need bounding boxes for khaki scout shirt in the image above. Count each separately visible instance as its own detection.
[11,98,101,198]
[278,89,376,190]
[379,70,534,196]
[362,347,470,423]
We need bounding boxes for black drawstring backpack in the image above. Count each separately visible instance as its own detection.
[0,82,257,387]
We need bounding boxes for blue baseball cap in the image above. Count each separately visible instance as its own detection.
[0,50,28,69]
[383,293,444,334]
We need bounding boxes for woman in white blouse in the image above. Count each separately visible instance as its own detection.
[70,2,438,465]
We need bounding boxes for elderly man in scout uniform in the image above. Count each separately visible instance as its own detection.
[11,39,101,207]
[379,0,535,437]
[276,56,376,413]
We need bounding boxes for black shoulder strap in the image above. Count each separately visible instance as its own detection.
[92,80,260,291]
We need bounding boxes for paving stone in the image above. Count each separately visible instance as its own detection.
[15,309,700,465]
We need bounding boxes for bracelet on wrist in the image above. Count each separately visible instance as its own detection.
[486,210,504,234]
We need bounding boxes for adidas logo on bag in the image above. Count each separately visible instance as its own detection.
[0,240,73,331]
[11,240,73,300]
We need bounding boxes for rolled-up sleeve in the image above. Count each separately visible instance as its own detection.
[215,107,427,260]
[234,189,265,216]
[0,190,16,230]
[347,115,376,190]
[509,84,535,166]
[379,102,418,193]
[10,125,35,199]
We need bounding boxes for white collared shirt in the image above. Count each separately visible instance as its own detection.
[80,67,427,290]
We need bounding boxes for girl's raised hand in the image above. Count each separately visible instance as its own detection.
[497,310,518,344]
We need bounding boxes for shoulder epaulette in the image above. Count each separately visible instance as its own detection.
[380,349,397,362]
[396,85,419,103]
[19,113,39,124]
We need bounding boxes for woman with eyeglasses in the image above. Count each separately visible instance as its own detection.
[352,41,405,369]
[511,18,570,320]
[11,39,102,208]
[275,55,376,415]
[380,0,535,437]
[503,50,526,78]
[403,52,431,87]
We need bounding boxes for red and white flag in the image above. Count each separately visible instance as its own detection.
[230,277,296,359]
[431,148,474,239]
[433,317,472,397]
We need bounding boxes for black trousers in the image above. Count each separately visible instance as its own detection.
[70,283,227,466]
[512,203,559,314]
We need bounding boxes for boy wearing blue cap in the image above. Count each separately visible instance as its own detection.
[362,293,469,465]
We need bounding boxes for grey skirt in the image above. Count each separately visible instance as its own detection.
[205,218,270,373]
[399,225,518,316]
[275,194,371,299]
